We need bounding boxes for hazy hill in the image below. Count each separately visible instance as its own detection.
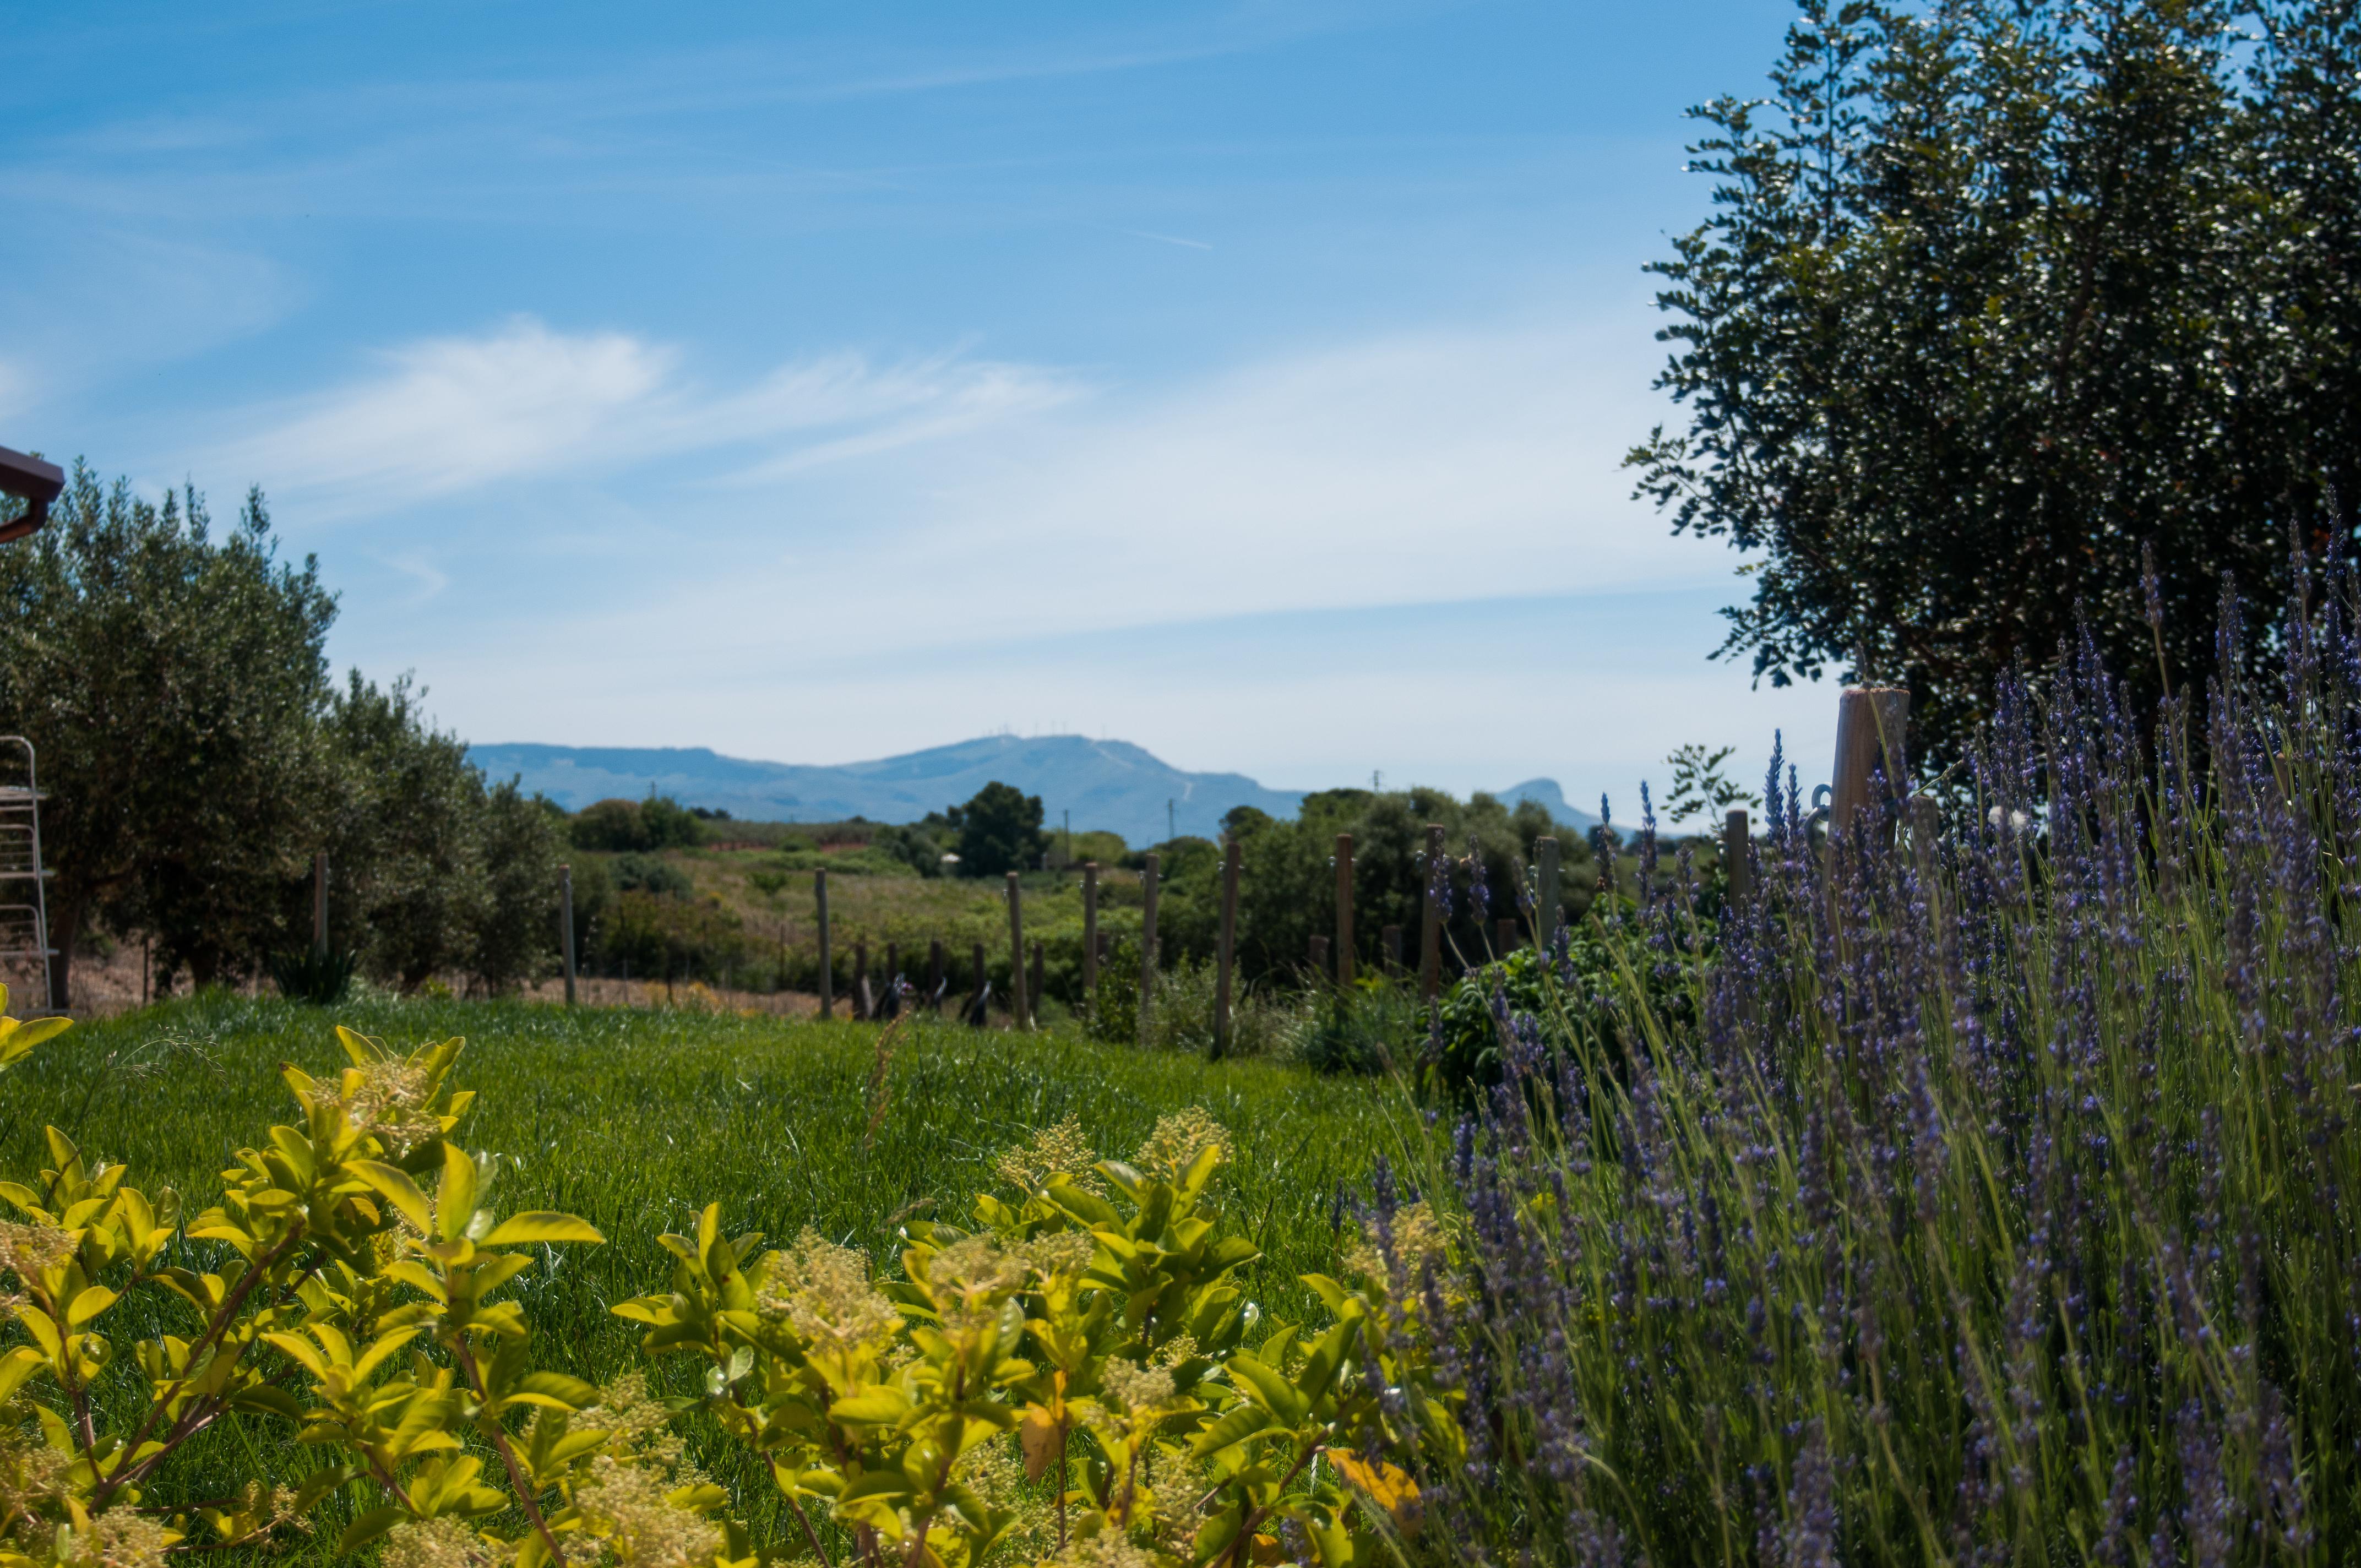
[469,734,1599,847]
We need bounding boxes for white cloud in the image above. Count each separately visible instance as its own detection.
[613,308,1720,657]
[191,318,1080,519]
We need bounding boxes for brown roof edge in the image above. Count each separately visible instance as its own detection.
[0,445,65,545]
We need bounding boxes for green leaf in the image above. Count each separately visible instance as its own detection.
[481,1212,605,1247]
[349,1161,431,1234]
[338,1507,407,1555]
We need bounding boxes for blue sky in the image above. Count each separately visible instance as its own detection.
[4,0,1843,821]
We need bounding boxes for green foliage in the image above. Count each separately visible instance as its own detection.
[1630,0,2361,765]
[0,467,338,999]
[1296,975,1420,1078]
[610,853,694,899]
[1660,742,1753,826]
[950,782,1050,879]
[325,673,565,995]
[570,797,702,854]
[266,945,358,1005]
[0,997,1439,1567]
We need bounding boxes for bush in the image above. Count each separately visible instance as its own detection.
[0,1011,1450,1568]
[1413,573,2361,1559]
[264,945,356,1005]
[1298,973,1421,1076]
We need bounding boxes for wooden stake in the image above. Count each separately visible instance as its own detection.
[1419,824,1445,1001]
[559,863,577,1008]
[1334,832,1355,988]
[312,851,329,957]
[1081,862,1100,1000]
[1007,872,1029,1029]
[814,869,832,1019]
[1139,851,1161,1019]
[1830,685,1912,841]
[1723,808,1750,906]
[1214,837,1239,1057]
[1536,836,1561,946]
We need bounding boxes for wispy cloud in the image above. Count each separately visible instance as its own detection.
[187,318,1081,519]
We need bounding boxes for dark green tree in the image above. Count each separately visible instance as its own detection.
[0,467,338,998]
[947,781,1048,878]
[324,672,484,990]
[1629,0,2361,766]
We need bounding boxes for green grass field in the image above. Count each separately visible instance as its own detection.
[0,992,1405,1553]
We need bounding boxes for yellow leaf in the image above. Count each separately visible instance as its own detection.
[1327,1448,1420,1525]
[1018,1403,1060,1482]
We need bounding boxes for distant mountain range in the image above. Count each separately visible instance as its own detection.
[467,734,1600,849]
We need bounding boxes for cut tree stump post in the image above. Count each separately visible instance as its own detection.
[1006,872,1030,1030]
[1140,851,1161,1020]
[1335,832,1355,988]
[1214,837,1239,1057]
[1536,836,1560,947]
[312,852,329,957]
[1723,808,1750,905]
[1081,862,1100,1001]
[1383,924,1403,970]
[559,863,577,1008]
[1830,685,1912,842]
[853,941,871,1021]
[1419,824,1446,1001]
[814,870,832,1019]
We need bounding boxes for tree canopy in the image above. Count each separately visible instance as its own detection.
[948,781,1049,878]
[1631,0,2361,765]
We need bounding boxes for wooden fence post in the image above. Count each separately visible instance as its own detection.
[853,941,871,1021]
[1334,832,1355,988]
[1830,685,1912,841]
[559,863,576,1008]
[1081,862,1100,1001]
[1419,824,1446,1001]
[1139,851,1161,1019]
[814,869,833,1019]
[312,852,329,957]
[1383,924,1403,970]
[1214,837,1240,1057]
[1723,808,1750,905]
[1536,836,1560,946]
[1006,872,1029,1030]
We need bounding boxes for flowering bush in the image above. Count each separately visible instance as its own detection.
[1411,568,2361,1560]
[0,1000,1453,1568]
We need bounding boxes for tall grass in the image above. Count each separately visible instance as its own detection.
[1416,578,2361,1564]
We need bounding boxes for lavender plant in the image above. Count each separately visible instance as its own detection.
[1413,569,2361,1562]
